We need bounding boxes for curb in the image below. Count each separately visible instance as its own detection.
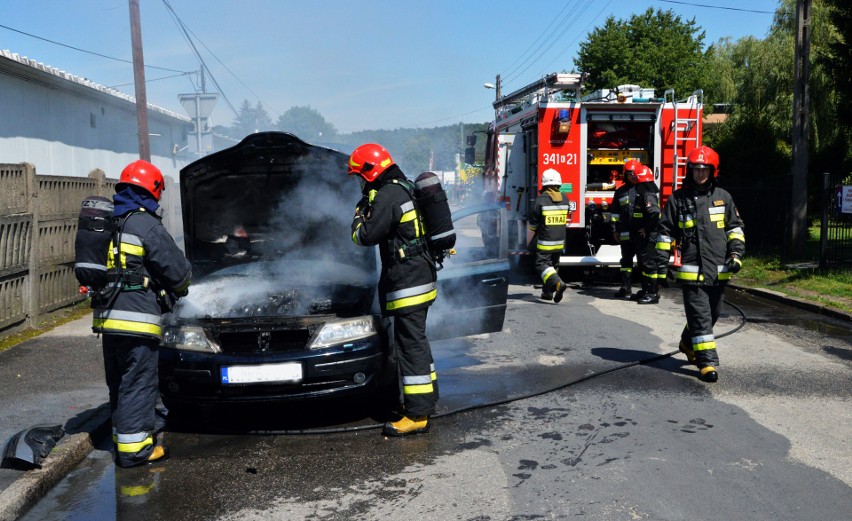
[0,404,111,521]
[729,284,852,322]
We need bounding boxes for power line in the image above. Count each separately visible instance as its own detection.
[160,0,239,120]
[108,71,194,89]
[654,0,774,14]
[162,5,282,120]
[0,22,191,74]
[503,0,595,85]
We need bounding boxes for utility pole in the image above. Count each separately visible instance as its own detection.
[788,0,811,260]
[128,0,150,161]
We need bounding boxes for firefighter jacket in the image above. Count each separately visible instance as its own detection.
[528,188,570,252]
[351,166,437,316]
[92,188,192,340]
[656,183,745,285]
[610,181,636,242]
[630,183,661,241]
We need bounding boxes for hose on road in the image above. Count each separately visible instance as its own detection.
[244,299,748,436]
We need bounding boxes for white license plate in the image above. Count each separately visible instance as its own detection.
[221,362,303,384]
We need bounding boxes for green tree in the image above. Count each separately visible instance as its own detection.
[574,8,707,98]
[276,106,338,143]
[230,100,274,140]
[707,0,848,185]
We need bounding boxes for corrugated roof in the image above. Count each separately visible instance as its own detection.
[0,49,191,123]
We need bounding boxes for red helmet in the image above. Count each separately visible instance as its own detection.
[633,165,655,184]
[623,159,642,182]
[118,160,165,201]
[687,146,720,175]
[348,144,394,183]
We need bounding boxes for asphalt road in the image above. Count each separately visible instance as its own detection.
[14,281,852,521]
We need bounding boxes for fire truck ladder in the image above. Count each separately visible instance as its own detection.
[664,89,704,191]
[493,73,583,111]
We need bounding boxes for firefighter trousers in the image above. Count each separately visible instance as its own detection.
[535,251,563,294]
[619,240,637,273]
[102,334,160,467]
[679,284,726,369]
[393,309,438,418]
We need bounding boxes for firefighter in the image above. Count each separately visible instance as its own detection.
[92,160,191,467]
[655,146,745,382]
[631,164,666,304]
[529,168,571,303]
[349,144,438,437]
[610,160,639,298]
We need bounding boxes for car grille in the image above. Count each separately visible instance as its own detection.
[217,329,311,354]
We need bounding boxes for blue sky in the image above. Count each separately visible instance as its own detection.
[1,0,778,133]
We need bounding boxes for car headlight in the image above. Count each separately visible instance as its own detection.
[162,326,221,353]
[309,316,377,349]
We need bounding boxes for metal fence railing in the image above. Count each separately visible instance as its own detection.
[821,172,852,268]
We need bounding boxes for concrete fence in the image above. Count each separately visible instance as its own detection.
[0,163,115,331]
[0,163,182,334]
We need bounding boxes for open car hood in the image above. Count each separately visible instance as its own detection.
[177,132,377,320]
[179,132,369,275]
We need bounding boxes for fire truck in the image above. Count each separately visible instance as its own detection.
[479,72,704,268]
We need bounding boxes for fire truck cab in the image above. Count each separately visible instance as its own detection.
[481,72,703,268]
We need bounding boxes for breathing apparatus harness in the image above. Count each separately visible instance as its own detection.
[95,209,176,313]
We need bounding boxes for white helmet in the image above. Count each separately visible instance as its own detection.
[541,168,562,187]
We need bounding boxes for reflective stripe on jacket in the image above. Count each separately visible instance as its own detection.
[351,167,437,316]
[657,185,745,285]
[92,209,191,339]
[610,182,636,242]
[529,191,570,251]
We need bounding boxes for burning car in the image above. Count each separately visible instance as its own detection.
[159,132,509,409]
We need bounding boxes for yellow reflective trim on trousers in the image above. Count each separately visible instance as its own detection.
[537,243,563,251]
[543,270,556,283]
[116,436,153,454]
[431,371,437,381]
[385,289,437,311]
[656,241,671,250]
[404,382,434,395]
[693,341,716,351]
[94,318,162,336]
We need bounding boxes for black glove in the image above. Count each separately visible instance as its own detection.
[725,255,742,274]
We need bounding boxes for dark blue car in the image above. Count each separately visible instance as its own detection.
[158,132,508,408]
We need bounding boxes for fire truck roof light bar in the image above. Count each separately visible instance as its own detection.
[494,73,583,110]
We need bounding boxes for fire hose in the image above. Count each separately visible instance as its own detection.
[240,299,748,436]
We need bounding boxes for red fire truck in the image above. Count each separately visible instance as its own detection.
[479,72,704,268]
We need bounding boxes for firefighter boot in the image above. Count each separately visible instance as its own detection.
[540,291,553,301]
[553,280,567,303]
[146,445,170,464]
[383,416,430,437]
[699,366,719,383]
[630,278,648,301]
[678,339,697,365]
[614,271,632,298]
[637,279,659,304]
